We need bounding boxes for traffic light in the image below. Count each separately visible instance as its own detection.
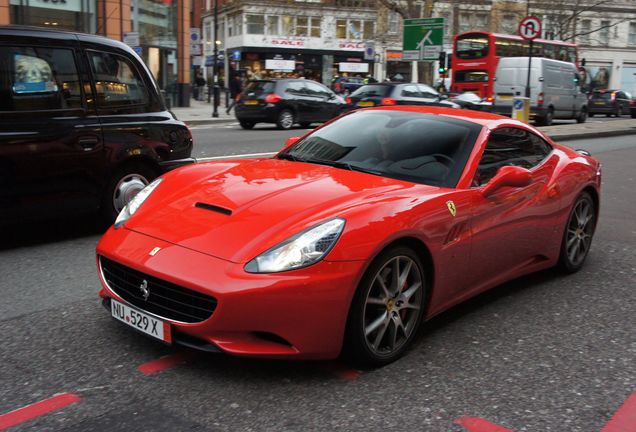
[438,51,447,74]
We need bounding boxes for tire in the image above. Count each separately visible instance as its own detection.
[576,107,587,124]
[239,120,255,130]
[536,107,554,126]
[558,192,597,273]
[343,246,427,367]
[276,109,294,130]
[588,112,594,117]
[101,162,156,226]
[299,122,312,128]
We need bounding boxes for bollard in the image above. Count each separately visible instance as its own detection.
[512,97,530,124]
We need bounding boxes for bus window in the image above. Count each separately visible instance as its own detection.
[456,35,489,59]
[543,44,556,60]
[455,70,488,82]
[567,47,577,63]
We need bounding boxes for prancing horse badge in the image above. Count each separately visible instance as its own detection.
[446,200,457,217]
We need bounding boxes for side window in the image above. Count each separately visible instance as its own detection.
[0,46,83,112]
[401,85,421,97]
[305,81,330,98]
[89,51,149,108]
[474,128,552,186]
[418,84,438,99]
[285,81,306,96]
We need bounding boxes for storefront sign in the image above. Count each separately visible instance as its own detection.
[265,59,296,71]
[271,38,305,47]
[123,32,140,47]
[12,0,83,12]
[338,41,365,50]
[386,51,403,61]
[339,62,369,73]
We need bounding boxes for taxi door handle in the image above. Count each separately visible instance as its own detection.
[78,136,99,151]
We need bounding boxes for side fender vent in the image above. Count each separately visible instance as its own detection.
[195,202,233,216]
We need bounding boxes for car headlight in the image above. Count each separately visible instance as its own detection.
[114,178,163,228]
[245,218,345,273]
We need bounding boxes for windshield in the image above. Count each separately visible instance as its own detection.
[456,35,489,59]
[350,85,391,98]
[279,110,482,188]
[454,70,488,82]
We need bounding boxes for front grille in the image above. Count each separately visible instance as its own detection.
[100,256,217,323]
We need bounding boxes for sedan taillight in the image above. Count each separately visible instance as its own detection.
[345,97,352,104]
[265,93,282,104]
[381,98,397,106]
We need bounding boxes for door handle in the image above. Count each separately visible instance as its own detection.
[78,137,99,151]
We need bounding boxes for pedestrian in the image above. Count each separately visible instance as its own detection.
[226,73,243,114]
[195,73,206,101]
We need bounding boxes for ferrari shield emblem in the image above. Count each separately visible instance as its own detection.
[446,200,457,217]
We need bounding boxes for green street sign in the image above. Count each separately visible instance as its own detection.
[403,17,444,61]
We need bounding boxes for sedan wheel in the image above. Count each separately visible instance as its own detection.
[277,109,294,130]
[344,246,426,366]
[102,163,155,225]
[558,192,596,272]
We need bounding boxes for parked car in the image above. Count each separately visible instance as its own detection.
[493,57,588,125]
[235,79,346,130]
[345,83,460,110]
[588,89,634,117]
[447,91,493,112]
[331,76,365,94]
[0,26,194,225]
[97,106,600,367]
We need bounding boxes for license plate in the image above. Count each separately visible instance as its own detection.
[497,95,512,100]
[357,101,374,107]
[594,101,606,105]
[111,298,172,343]
[244,100,258,105]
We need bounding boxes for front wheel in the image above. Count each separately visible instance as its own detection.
[101,162,156,225]
[343,246,426,367]
[558,192,597,273]
[276,109,294,130]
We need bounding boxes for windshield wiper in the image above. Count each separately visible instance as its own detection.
[277,153,302,162]
[301,158,384,176]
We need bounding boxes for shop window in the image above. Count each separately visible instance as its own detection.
[296,17,308,37]
[267,16,279,35]
[282,15,295,35]
[0,46,83,112]
[246,15,265,35]
[310,17,321,38]
[336,20,347,39]
[363,21,374,40]
[88,51,149,108]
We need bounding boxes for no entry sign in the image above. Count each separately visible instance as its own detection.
[518,16,542,40]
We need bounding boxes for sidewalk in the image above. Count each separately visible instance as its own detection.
[171,98,636,142]
[170,98,237,126]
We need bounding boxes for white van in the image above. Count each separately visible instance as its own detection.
[493,57,588,125]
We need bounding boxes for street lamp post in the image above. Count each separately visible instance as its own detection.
[212,0,219,118]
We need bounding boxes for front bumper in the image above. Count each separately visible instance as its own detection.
[96,226,365,359]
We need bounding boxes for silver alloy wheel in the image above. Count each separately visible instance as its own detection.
[363,255,423,357]
[565,197,595,267]
[112,173,149,214]
[279,110,294,129]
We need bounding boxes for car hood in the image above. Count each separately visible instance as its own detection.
[126,159,435,263]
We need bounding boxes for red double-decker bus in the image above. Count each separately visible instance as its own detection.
[450,32,579,100]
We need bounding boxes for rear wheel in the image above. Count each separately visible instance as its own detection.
[537,107,554,126]
[276,109,294,130]
[576,107,587,124]
[101,162,156,226]
[343,246,426,367]
[239,120,255,130]
[558,192,597,273]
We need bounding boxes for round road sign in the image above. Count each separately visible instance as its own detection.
[518,16,542,41]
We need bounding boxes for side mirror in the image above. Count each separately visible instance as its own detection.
[284,136,301,149]
[482,165,532,197]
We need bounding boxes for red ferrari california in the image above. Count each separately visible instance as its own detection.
[96,106,600,366]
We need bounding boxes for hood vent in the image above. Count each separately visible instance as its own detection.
[195,202,233,216]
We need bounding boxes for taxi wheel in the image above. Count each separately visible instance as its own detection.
[343,246,426,367]
[239,120,255,130]
[558,192,597,273]
[101,162,156,226]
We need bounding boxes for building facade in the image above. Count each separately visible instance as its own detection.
[2,0,194,106]
[200,0,378,87]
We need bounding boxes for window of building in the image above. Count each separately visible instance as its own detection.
[234,15,243,35]
[363,21,374,39]
[580,19,591,44]
[310,17,321,37]
[246,15,265,34]
[599,20,610,45]
[282,15,294,35]
[348,20,362,39]
[89,51,149,108]
[388,12,399,34]
[459,12,470,33]
[336,19,347,38]
[267,16,279,35]
[296,16,308,36]
[0,46,83,112]
[475,13,489,30]
[628,22,636,46]
[501,14,517,34]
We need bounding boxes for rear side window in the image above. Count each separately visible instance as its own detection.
[0,46,83,112]
[401,85,421,97]
[89,51,149,108]
[350,85,390,98]
[244,81,275,95]
[475,127,552,186]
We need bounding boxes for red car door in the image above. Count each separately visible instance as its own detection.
[466,127,562,292]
